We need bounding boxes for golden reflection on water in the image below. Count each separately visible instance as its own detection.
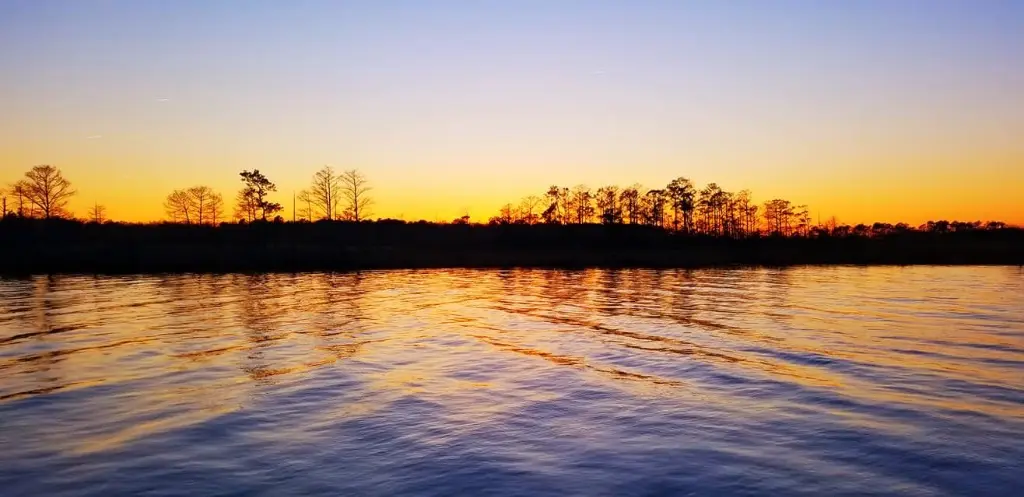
[0,267,1022,455]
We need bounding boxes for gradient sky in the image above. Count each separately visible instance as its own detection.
[2,0,1022,224]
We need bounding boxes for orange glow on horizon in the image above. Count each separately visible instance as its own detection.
[2,3,1021,226]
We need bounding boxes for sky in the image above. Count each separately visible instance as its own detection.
[1,0,1022,224]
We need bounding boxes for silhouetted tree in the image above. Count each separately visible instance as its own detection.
[543,186,569,224]
[821,216,839,236]
[732,190,758,235]
[21,165,75,219]
[296,189,314,222]
[7,181,30,217]
[165,189,194,223]
[208,191,224,225]
[619,185,642,224]
[164,186,222,224]
[569,185,595,224]
[496,203,518,224]
[187,186,220,224]
[339,169,372,221]
[239,170,281,221]
[596,185,622,224]
[763,199,794,235]
[642,189,667,227]
[666,177,695,232]
[309,166,340,220]
[794,205,811,236]
[87,202,106,224]
[696,183,731,235]
[234,189,258,223]
[519,195,542,225]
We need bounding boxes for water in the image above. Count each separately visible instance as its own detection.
[1,267,1022,496]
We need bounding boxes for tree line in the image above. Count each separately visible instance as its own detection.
[1,164,1016,238]
[487,179,813,237]
[1,165,373,225]
[484,178,1011,238]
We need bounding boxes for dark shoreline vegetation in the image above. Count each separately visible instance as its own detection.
[3,164,1022,273]
[2,217,1021,274]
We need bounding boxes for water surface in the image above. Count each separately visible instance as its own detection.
[1,267,1022,496]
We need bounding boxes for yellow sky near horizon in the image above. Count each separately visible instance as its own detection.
[2,2,1022,226]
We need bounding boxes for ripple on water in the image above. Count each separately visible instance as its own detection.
[0,267,1022,496]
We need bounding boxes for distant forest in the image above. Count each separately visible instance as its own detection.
[3,164,1015,236]
[2,164,1021,272]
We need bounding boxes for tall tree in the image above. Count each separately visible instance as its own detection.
[569,185,595,224]
[794,205,812,236]
[296,189,314,221]
[8,182,28,217]
[239,169,281,221]
[763,199,794,235]
[734,190,757,235]
[339,169,372,221]
[642,189,667,227]
[165,189,194,223]
[208,191,224,225]
[543,186,569,224]
[596,185,622,224]
[666,177,695,232]
[519,195,542,225]
[234,189,258,222]
[22,165,75,219]
[164,186,222,224]
[187,186,218,224]
[696,183,726,235]
[309,165,340,220]
[619,185,642,224]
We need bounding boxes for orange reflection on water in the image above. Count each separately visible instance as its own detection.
[0,267,1022,455]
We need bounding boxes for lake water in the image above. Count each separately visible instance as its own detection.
[1,267,1022,496]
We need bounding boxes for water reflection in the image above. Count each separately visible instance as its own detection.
[0,267,1023,496]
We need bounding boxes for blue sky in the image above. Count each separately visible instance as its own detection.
[2,1,1022,222]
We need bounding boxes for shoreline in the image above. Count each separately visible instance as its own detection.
[3,220,1021,275]
[4,248,1021,276]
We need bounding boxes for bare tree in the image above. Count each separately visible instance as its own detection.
[165,189,194,223]
[187,186,218,224]
[87,202,106,223]
[22,165,75,219]
[519,195,542,225]
[309,166,340,220]
[163,186,223,224]
[339,169,372,222]
[8,181,31,217]
[208,192,224,225]
[234,188,258,222]
[296,189,314,221]
[497,203,518,224]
